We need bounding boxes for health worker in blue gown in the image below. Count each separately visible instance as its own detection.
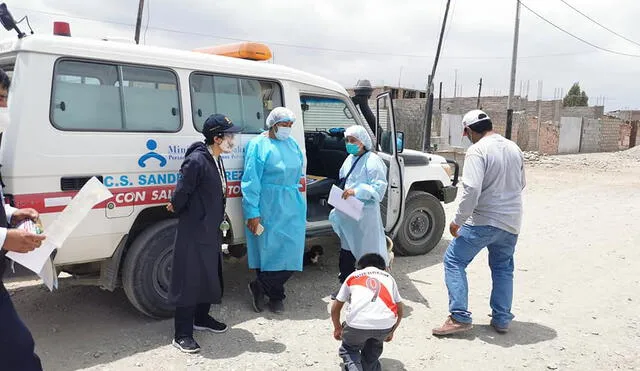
[242,107,306,314]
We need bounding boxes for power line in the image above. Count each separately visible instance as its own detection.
[558,0,640,49]
[520,1,640,58]
[8,5,602,60]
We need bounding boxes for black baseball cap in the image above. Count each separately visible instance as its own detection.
[203,114,241,139]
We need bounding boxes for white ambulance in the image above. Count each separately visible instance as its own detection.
[0,25,458,317]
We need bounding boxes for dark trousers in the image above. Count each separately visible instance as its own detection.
[339,249,357,283]
[0,284,43,371]
[255,270,294,301]
[339,325,392,371]
[174,303,211,340]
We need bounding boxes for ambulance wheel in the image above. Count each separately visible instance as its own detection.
[394,191,445,256]
[122,219,177,319]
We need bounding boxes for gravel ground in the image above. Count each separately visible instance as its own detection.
[6,149,640,371]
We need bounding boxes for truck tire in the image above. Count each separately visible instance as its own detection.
[122,219,177,318]
[394,191,445,256]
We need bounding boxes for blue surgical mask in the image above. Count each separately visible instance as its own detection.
[275,126,292,140]
[346,143,361,155]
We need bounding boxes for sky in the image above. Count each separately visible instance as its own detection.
[3,0,640,111]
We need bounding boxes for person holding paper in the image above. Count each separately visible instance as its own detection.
[329,125,389,299]
[0,68,45,371]
[242,107,306,314]
[167,114,241,353]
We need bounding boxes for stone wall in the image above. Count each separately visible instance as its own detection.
[360,90,621,154]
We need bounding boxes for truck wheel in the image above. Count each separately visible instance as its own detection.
[122,219,177,318]
[394,191,445,256]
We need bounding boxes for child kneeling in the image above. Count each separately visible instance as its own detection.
[331,253,403,371]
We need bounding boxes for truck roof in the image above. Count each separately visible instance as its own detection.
[0,35,348,96]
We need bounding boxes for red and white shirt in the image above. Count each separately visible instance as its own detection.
[335,267,403,330]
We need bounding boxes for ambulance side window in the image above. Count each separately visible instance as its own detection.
[190,73,282,134]
[52,61,122,131]
[300,96,360,130]
[50,59,181,132]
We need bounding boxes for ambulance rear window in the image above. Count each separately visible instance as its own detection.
[50,59,181,132]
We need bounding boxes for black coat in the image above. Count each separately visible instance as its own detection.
[0,185,9,283]
[169,142,225,307]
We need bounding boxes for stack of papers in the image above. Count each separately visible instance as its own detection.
[328,185,364,221]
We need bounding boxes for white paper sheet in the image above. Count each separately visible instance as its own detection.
[39,256,58,291]
[6,177,112,289]
[328,185,364,221]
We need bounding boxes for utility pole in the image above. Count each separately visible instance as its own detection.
[134,0,145,44]
[453,69,458,98]
[421,0,452,152]
[477,78,483,108]
[438,81,443,110]
[506,0,521,140]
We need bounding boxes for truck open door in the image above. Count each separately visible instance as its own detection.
[375,92,405,237]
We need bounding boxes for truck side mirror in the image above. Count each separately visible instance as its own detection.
[0,3,25,38]
[396,131,405,153]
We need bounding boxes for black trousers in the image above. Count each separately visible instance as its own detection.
[338,249,357,283]
[0,284,43,371]
[174,303,211,340]
[255,270,294,301]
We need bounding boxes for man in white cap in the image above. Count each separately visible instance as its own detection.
[433,110,525,336]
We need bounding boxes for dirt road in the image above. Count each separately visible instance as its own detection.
[6,150,640,370]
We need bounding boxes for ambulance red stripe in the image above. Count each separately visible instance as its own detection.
[11,181,243,214]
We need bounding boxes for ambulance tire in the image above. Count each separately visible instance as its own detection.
[123,219,177,319]
[393,191,445,256]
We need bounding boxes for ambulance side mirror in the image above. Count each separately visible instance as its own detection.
[0,4,17,31]
[0,3,25,38]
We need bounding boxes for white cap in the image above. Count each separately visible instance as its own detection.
[266,107,296,129]
[345,125,373,150]
[462,109,491,128]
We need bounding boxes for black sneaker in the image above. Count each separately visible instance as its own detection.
[172,337,200,353]
[268,299,284,314]
[194,316,228,333]
[248,281,265,313]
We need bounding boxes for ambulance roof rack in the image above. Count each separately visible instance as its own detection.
[193,42,272,61]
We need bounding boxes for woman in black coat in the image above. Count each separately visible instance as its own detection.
[167,114,241,353]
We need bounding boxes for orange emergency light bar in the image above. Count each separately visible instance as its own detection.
[193,42,272,61]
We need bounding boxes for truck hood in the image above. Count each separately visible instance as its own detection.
[401,149,448,165]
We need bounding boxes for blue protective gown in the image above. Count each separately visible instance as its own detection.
[329,151,390,265]
[241,135,306,271]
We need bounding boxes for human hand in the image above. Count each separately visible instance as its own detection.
[10,208,39,226]
[333,326,343,341]
[449,222,460,237]
[2,229,46,253]
[342,189,355,200]
[247,217,262,235]
[384,331,395,342]
[166,203,175,213]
